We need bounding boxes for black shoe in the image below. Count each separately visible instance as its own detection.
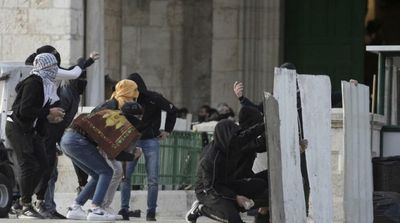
[128,209,141,218]
[48,210,66,219]
[34,200,50,218]
[185,200,202,223]
[117,208,130,220]
[19,205,44,219]
[146,211,156,221]
[9,201,23,216]
[254,212,269,223]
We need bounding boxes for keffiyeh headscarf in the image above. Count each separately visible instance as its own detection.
[30,53,59,105]
[110,79,139,109]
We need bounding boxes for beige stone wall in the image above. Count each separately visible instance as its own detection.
[121,0,185,107]
[0,0,84,67]
[211,0,241,109]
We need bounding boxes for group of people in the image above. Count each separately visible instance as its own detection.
[6,43,307,223]
[6,45,177,221]
[186,63,310,223]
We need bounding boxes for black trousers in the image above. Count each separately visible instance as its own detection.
[35,134,58,200]
[197,178,268,223]
[5,121,49,204]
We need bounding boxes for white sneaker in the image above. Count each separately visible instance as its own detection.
[87,207,116,221]
[104,207,123,220]
[66,205,87,220]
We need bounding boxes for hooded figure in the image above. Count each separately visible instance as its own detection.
[189,119,268,223]
[234,106,267,180]
[119,73,177,221]
[5,53,66,219]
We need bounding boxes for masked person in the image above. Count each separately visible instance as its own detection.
[91,79,143,220]
[6,53,65,219]
[22,46,99,218]
[186,118,268,223]
[61,82,143,221]
[119,73,177,221]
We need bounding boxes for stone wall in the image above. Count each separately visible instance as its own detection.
[211,0,284,111]
[181,0,212,113]
[104,0,121,81]
[0,0,84,67]
[121,0,185,107]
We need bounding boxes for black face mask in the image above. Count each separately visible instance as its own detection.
[77,79,87,95]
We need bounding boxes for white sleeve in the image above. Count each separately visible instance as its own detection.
[56,66,82,80]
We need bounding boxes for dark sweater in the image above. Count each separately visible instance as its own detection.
[128,73,177,139]
[10,75,50,134]
[194,120,265,200]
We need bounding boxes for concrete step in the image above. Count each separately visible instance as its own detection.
[54,191,196,218]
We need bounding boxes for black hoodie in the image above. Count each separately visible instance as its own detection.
[127,73,177,139]
[194,119,265,200]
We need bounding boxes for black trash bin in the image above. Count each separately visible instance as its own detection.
[373,156,400,193]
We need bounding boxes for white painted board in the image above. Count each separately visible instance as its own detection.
[264,92,284,222]
[298,74,333,223]
[273,68,307,222]
[342,81,373,223]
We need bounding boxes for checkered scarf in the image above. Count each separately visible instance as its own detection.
[30,53,59,105]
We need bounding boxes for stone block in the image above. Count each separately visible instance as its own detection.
[3,0,30,8]
[122,0,150,26]
[211,71,240,108]
[212,39,239,72]
[70,8,84,36]
[70,0,83,10]
[213,0,240,9]
[150,0,168,27]
[141,27,170,51]
[167,0,183,27]
[105,15,121,41]
[106,40,121,71]
[105,0,121,16]
[1,34,51,61]
[0,8,29,34]
[28,9,70,35]
[122,26,140,66]
[213,8,238,39]
[30,0,52,8]
[53,0,70,8]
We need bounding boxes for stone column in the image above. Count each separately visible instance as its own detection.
[85,0,105,106]
[211,0,284,110]
[211,0,241,109]
[240,0,284,103]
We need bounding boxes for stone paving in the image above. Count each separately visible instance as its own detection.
[0,216,254,223]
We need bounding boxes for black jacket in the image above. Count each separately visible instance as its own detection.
[194,120,265,200]
[128,73,177,139]
[10,75,51,134]
[44,78,85,148]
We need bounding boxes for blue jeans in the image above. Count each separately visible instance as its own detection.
[44,163,58,212]
[120,138,160,214]
[60,130,113,206]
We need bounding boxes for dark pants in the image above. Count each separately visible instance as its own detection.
[5,121,49,204]
[35,136,58,200]
[197,178,268,223]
